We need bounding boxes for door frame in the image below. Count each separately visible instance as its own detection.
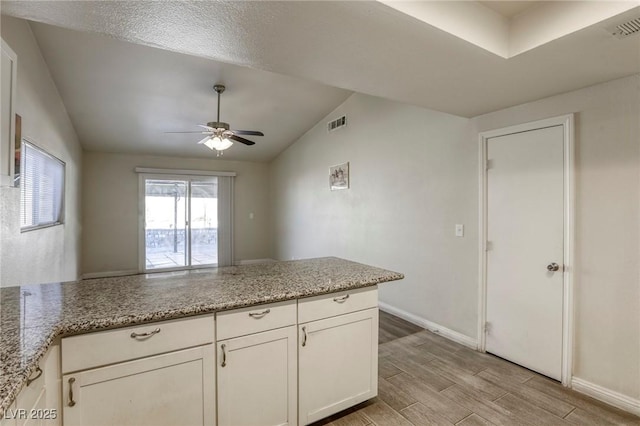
[137,173,219,273]
[477,114,575,386]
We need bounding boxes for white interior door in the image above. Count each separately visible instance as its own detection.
[485,125,565,380]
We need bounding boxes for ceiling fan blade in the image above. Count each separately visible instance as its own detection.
[197,136,212,145]
[164,131,211,134]
[229,135,256,146]
[232,130,264,136]
[198,124,217,131]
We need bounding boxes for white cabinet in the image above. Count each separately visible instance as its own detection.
[61,316,215,426]
[1,403,17,426]
[48,287,380,426]
[216,301,297,426]
[12,344,60,426]
[298,288,378,426]
[217,327,297,426]
[62,345,215,426]
[21,387,45,426]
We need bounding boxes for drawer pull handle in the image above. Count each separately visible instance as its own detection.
[221,344,227,367]
[68,377,76,407]
[248,308,271,318]
[26,366,42,386]
[130,327,161,339]
[302,326,307,347]
[333,294,350,303]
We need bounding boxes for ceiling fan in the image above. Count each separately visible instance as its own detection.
[166,84,264,156]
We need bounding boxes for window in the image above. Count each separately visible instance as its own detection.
[20,141,65,230]
[137,169,235,272]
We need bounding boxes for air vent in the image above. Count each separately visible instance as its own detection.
[608,17,640,39]
[327,115,347,132]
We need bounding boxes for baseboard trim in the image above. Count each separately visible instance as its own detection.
[571,377,640,416]
[378,301,478,349]
[82,270,139,279]
[234,258,276,266]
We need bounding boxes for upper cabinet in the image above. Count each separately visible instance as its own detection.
[1,38,17,187]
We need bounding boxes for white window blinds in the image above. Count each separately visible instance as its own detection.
[20,141,65,230]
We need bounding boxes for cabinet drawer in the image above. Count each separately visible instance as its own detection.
[62,315,214,373]
[216,300,296,341]
[298,286,377,324]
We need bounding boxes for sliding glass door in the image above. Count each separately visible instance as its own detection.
[190,181,218,266]
[142,177,218,271]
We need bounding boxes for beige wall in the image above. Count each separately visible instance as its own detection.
[270,75,640,402]
[0,17,82,287]
[472,74,640,400]
[82,151,270,275]
[270,93,478,337]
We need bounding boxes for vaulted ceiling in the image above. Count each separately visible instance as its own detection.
[2,1,639,161]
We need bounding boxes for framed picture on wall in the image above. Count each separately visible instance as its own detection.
[329,162,349,190]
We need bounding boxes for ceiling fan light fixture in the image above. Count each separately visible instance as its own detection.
[166,84,263,152]
[203,135,233,152]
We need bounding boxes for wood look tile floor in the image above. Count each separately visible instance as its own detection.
[312,311,640,426]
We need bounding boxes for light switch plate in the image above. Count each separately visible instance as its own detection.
[455,224,464,237]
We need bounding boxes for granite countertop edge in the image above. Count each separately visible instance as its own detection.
[0,258,403,417]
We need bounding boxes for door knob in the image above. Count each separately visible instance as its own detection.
[547,263,560,272]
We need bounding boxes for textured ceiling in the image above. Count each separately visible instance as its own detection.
[479,1,542,18]
[2,1,639,161]
[27,22,352,161]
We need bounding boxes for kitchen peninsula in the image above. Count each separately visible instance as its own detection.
[0,257,403,425]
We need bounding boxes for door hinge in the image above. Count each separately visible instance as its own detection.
[485,241,493,251]
[484,321,491,334]
[486,159,494,171]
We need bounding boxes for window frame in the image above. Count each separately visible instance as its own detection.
[20,139,66,232]
[137,169,235,273]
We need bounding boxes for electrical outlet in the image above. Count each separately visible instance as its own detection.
[455,224,464,237]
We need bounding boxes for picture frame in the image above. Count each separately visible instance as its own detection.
[329,162,349,190]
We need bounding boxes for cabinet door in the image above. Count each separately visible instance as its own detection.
[217,326,297,426]
[13,344,60,426]
[299,308,378,425]
[1,403,17,426]
[62,345,215,426]
[21,388,45,426]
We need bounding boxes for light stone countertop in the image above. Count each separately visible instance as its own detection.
[0,257,403,417]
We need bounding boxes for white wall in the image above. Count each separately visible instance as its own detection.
[0,17,82,287]
[472,74,640,401]
[82,151,271,275]
[270,75,640,403]
[270,93,478,338]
